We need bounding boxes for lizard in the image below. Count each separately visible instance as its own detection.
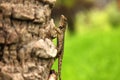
[56,15,67,80]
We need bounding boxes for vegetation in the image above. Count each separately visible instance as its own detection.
[53,2,120,80]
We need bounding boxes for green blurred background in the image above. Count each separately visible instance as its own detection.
[52,0,120,80]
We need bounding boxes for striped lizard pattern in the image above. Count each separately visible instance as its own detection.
[57,15,67,80]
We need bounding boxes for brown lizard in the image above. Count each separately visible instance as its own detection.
[56,15,67,80]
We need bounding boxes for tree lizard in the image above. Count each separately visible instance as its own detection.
[56,15,67,80]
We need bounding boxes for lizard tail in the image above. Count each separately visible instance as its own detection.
[58,54,63,80]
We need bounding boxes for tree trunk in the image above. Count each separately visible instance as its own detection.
[0,0,61,80]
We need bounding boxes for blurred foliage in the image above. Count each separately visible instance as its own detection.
[107,2,120,27]
[75,1,120,33]
[56,0,75,8]
[56,0,94,8]
[52,1,120,80]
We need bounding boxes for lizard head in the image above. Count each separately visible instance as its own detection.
[59,15,67,32]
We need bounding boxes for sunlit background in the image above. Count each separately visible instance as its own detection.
[52,0,120,80]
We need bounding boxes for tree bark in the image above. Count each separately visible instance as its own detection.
[0,0,60,80]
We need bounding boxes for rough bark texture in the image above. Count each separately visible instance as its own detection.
[0,0,59,80]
